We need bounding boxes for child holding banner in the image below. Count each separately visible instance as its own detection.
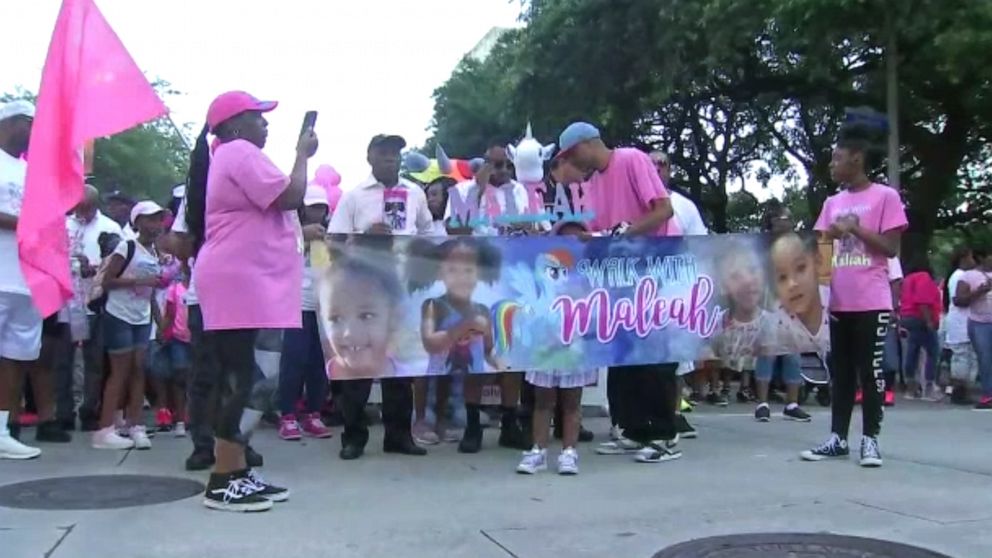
[801,125,907,468]
[517,220,598,475]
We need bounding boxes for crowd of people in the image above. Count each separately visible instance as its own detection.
[0,93,989,513]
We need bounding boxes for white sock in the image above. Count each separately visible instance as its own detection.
[757,402,769,409]
[0,410,9,436]
[114,410,124,427]
[239,408,263,440]
[786,402,799,410]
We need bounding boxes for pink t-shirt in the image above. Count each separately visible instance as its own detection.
[582,148,680,236]
[961,269,992,323]
[900,271,941,322]
[165,282,191,343]
[814,183,907,312]
[194,140,303,330]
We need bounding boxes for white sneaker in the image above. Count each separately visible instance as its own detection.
[0,433,41,460]
[516,447,548,474]
[596,436,643,455]
[557,447,579,475]
[92,426,135,450]
[129,426,152,450]
[609,424,623,441]
[173,422,187,438]
[634,440,682,463]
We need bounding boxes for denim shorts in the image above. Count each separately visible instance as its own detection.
[755,353,803,385]
[103,313,151,354]
[148,340,191,380]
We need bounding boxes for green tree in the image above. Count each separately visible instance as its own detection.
[429,0,992,249]
[3,81,190,202]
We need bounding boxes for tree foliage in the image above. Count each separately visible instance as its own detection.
[428,0,992,250]
[2,81,190,202]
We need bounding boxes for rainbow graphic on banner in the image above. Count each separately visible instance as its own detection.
[492,300,522,354]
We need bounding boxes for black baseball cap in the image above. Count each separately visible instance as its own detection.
[103,189,135,204]
[368,134,407,153]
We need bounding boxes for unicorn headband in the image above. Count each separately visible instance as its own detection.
[403,145,484,184]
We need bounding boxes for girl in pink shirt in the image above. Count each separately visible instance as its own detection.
[802,125,907,468]
[899,255,943,399]
[186,91,318,513]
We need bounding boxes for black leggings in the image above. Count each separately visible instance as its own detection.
[607,363,679,444]
[830,311,889,439]
[202,328,258,444]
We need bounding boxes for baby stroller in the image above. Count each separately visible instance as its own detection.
[799,352,831,407]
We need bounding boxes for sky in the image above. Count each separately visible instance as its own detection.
[0,0,522,189]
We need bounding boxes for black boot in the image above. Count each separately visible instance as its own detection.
[36,420,72,443]
[185,448,215,471]
[245,445,264,468]
[498,406,528,450]
[458,404,483,454]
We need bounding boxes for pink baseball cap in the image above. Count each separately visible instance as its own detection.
[206,91,277,132]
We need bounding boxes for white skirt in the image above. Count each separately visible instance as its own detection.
[525,369,598,389]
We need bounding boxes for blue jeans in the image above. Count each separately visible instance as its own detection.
[103,313,151,354]
[278,311,328,415]
[903,316,940,383]
[755,354,802,385]
[968,320,992,398]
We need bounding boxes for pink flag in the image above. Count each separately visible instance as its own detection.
[18,0,167,316]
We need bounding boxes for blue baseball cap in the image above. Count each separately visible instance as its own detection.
[555,122,601,160]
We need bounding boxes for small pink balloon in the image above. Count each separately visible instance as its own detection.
[313,164,341,188]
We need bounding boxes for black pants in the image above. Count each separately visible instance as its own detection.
[338,378,412,449]
[187,305,219,453]
[54,314,105,422]
[830,311,889,439]
[201,328,258,444]
[607,363,679,444]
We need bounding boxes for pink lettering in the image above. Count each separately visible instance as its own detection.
[553,276,721,345]
[524,182,546,215]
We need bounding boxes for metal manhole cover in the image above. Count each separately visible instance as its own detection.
[653,533,953,558]
[0,475,204,510]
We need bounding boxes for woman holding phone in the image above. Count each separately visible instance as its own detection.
[186,91,318,512]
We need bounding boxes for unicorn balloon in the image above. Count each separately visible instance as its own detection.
[403,145,482,185]
[507,123,556,184]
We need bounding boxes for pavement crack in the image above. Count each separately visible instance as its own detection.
[116,448,132,467]
[847,499,942,524]
[480,529,521,558]
[44,523,76,558]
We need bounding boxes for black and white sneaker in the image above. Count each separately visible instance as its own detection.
[705,391,729,407]
[800,433,849,462]
[859,436,883,468]
[635,439,682,463]
[245,469,290,502]
[203,473,272,512]
[754,403,771,422]
[783,405,812,422]
[676,414,697,439]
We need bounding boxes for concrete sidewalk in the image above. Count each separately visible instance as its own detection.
[1,401,990,558]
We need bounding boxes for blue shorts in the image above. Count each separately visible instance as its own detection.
[103,313,151,354]
[148,340,191,380]
[755,354,803,385]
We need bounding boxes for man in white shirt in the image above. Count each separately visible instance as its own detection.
[650,151,708,235]
[327,134,431,460]
[57,185,123,432]
[0,100,42,459]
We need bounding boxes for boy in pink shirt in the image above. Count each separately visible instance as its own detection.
[801,126,907,468]
[555,122,682,464]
